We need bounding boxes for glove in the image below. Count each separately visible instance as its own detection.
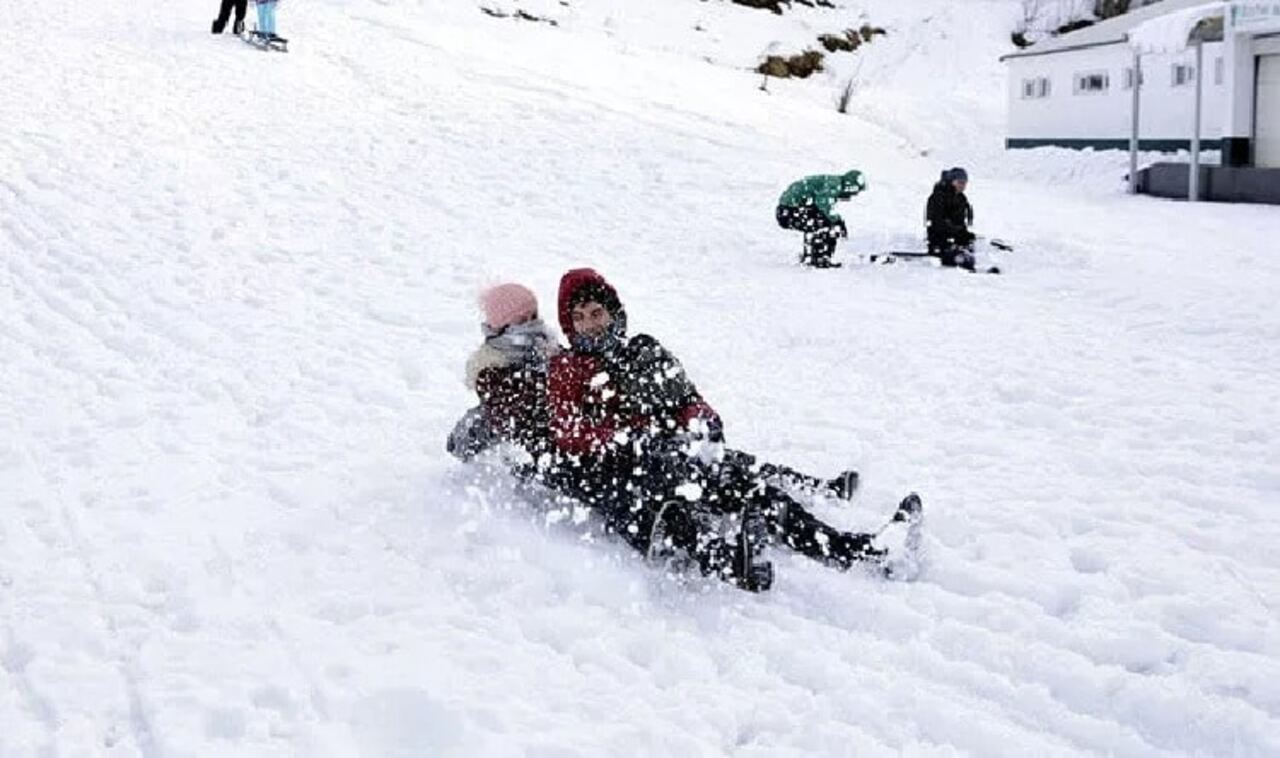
[706,414,725,443]
[446,406,496,462]
[682,415,725,465]
[685,414,724,444]
[638,431,685,459]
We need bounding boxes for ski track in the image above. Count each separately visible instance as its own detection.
[3,0,1279,755]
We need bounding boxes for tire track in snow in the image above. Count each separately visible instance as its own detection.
[56,504,160,758]
[0,625,60,757]
[761,571,1174,756]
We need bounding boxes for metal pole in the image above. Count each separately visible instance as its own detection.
[1129,51,1142,194]
[1222,26,1242,167]
[1190,41,1204,202]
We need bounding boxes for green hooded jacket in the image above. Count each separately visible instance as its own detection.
[777,170,867,222]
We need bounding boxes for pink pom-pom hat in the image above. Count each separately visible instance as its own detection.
[479,283,539,331]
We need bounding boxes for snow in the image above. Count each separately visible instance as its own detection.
[1127,1,1225,54]
[2,0,1280,755]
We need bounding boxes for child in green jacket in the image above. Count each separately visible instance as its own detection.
[775,170,866,268]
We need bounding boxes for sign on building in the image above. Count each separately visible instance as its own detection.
[1228,1,1280,32]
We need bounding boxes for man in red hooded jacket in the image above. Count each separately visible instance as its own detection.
[548,268,721,459]
[547,268,918,590]
[543,268,766,587]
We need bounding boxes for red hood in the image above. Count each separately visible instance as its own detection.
[557,268,622,339]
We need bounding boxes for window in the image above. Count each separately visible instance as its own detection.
[1074,71,1110,94]
[1172,63,1196,87]
[1215,56,1224,85]
[1122,66,1144,89]
[1021,77,1051,99]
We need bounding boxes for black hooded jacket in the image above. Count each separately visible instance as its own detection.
[926,181,974,250]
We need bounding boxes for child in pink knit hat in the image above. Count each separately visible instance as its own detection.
[479,282,539,335]
[448,283,561,461]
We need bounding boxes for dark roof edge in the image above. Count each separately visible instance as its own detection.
[1000,37,1128,62]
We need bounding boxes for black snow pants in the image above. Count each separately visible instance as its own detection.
[555,447,882,571]
[776,203,843,268]
[212,0,248,33]
[930,244,977,271]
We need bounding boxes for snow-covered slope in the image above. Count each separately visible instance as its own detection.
[477,0,1023,162]
[2,1,1279,755]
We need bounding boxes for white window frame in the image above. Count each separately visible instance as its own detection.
[1073,70,1110,95]
[1021,76,1052,99]
[1171,62,1196,87]
[1122,66,1144,89]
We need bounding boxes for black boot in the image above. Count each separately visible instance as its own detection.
[691,503,773,592]
[233,18,245,34]
[871,493,924,580]
[891,492,923,524]
[698,537,773,592]
[807,228,840,268]
[939,246,976,271]
[212,18,225,33]
[827,470,859,501]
